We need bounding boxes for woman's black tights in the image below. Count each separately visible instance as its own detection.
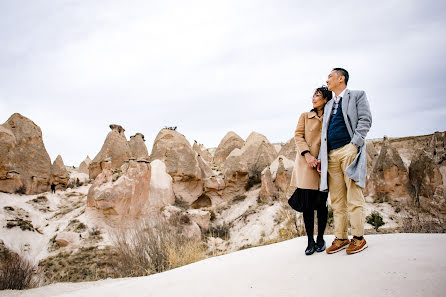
[303,204,328,244]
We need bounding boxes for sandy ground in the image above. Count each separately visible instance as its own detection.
[2,233,445,297]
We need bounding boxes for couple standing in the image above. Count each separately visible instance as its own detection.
[288,68,372,255]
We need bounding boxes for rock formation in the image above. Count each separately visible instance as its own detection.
[0,113,51,194]
[260,167,276,203]
[368,136,410,198]
[277,138,297,162]
[87,158,152,220]
[213,132,245,166]
[89,124,132,180]
[78,156,92,175]
[50,155,69,190]
[409,132,446,213]
[150,128,204,205]
[129,133,149,160]
[193,141,213,164]
[147,159,175,214]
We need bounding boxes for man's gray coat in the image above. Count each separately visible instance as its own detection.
[319,89,372,191]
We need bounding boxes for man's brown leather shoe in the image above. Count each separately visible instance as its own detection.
[346,237,368,254]
[326,238,350,254]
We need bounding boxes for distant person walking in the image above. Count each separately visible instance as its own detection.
[318,68,372,255]
[289,86,332,255]
[51,183,56,194]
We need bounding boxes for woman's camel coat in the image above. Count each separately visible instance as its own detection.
[290,111,323,190]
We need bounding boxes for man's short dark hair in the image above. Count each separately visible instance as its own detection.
[332,68,349,85]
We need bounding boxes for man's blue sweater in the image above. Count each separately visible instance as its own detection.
[327,98,351,151]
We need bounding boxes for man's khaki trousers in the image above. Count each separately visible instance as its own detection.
[328,143,365,239]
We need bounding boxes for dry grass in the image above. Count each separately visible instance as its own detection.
[110,218,206,277]
[0,248,39,290]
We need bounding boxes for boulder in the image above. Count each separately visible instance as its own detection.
[50,155,70,190]
[150,128,203,205]
[55,231,80,247]
[186,209,211,232]
[89,124,132,180]
[368,136,410,198]
[161,205,202,240]
[193,141,213,164]
[273,156,294,196]
[129,133,149,160]
[0,113,51,194]
[213,131,244,166]
[87,158,152,219]
[78,156,91,175]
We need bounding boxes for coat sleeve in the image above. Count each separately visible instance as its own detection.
[351,91,372,147]
[294,113,311,156]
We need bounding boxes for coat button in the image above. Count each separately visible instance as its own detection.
[310,128,313,131]
[309,144,312,147]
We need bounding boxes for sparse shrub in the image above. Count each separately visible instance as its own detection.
[0,249,39,290]
[366,211,385,231]
[373,195,389,204]
[205,223,231,240]
[89,226,101,237]
[232,195,247,203]
[15,185,27,195]
[173,198,189,210]
[110,218,205,277]
[400,211,445,233]
[245,164,262,191]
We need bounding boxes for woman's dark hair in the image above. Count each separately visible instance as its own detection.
[315,85,332,100]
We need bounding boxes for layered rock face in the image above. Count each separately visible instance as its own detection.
[87,158,152,220]
[129,133,149,160]
[0,113,52,194]
[409,132,446,213]
[150,128,210,205]
[89,124,132,180]
[50,155,69,190]
[78,156,92,175]
[147,159,175,214]
[213,131,244,166]
[367,137,409,198]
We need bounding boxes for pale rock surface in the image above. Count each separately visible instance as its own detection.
[0,113,52,194]
[186,209,211,232]
[50,155,70,190]
[150,128,204,204]
[239,132,278,174]
[87,158,151,221]
[89,124,132,180]
[78,156,92,175]
[277,138,297,161]
[161,205,202,240]
[129,133,149,160]
[147,160,175,214]
[213,131,244,166]
[192,140,213,163]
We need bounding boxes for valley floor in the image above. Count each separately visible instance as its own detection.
[2,233,445,297]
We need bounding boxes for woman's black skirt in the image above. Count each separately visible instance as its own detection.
[288,188,328,212]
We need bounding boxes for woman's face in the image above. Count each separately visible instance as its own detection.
[312,91,327,109]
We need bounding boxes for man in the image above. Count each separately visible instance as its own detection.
[317,68,372,255]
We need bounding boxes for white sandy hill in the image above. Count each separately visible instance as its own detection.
[3,233,446,297]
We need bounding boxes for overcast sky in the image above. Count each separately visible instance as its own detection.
[1,0,445,166]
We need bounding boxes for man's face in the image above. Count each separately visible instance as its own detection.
[326,70,342,91]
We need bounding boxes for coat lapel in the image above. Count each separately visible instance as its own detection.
[341,89,353,136]
[324,100,334,124]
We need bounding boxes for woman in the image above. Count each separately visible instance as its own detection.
[289,86,332,255]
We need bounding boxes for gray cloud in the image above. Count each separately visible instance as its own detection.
[1,0,445,165]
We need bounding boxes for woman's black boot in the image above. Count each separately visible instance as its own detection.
[305,239,316,255]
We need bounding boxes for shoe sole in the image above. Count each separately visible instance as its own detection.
[346,243,368,255]
[326,244,348,254]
